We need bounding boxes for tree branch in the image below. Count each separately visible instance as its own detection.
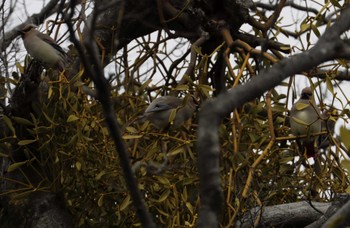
[64,2,156,227]
[237,201,330,228]
[321,195,350,227]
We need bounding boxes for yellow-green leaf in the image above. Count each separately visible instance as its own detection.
[182,186,188,202]
[2,115,15,136]
[12,116,34,126]
[126,126,138,133]
[67,114,79,122]
[173,84,189,91]
[279,157,294,164]
[341,160,350,173]
[155,176,171,186]
[330,0,341,8]
[157,189,170,202]
[291,116,308,126]
[280,45,291,51]
[198,84,214,96]
[300,23,310,33]
[18,139,37,145]
[340,127,350,150]
[48,85,53,99]
[311,24,321,37]
[122,134,143,140]
[346,186,350,194]
[95,170,106,180]
[120,195,131,211]
[169,109,177,124]
[98,195,104,207]
[7,160,28,172]
[15,62,25,74]
[42,111,58,125]
[186,202,194,214]
[168,146,184,156]
[295,102,310,111]
[76,161,82,171]
[326,77,334,95]
[0,152,9,158]
[192,45,202,55]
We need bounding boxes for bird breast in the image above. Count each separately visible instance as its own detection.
[290,106,321,136]
[24,34,63,68]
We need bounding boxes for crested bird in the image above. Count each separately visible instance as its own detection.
[142,95,196,130]
[289,87,322,157]
[18,24,68,71]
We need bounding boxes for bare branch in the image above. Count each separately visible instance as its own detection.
[64,2,156,227]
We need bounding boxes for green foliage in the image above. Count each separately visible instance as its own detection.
[3,68,349,227]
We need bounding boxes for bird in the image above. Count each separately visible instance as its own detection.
[289,87,322,157]
[18,24,68,71]
[141,95,197,130]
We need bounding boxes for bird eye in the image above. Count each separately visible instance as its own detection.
[21,25,36,33]
[22,27,32,33]
[302,92,312,98]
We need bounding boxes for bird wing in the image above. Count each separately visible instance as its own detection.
[145,103,173,113]
[37,32,67,56]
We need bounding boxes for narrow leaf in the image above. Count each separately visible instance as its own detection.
[7,160,28,172]
[2,115,15,136]
[67,115,79,122]
[18,139,37,145]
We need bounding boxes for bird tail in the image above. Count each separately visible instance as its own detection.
[305,141,317,158]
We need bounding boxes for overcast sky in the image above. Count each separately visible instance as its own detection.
[5,0,350,132]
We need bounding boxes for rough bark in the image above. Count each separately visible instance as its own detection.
[236,194,350,227]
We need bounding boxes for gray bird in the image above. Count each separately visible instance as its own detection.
[18,24,68,71]
[142,95,196,129]
[290,87,322,157]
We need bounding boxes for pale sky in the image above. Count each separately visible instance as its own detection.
[5,0,350,133]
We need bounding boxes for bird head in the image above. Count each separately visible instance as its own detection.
[141,95,197,129]
[17,24,38,37]
[300,87,313,100]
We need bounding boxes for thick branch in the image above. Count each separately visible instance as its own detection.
[321,196,350,227]
[237,201,330,228]
[197,5,350,227]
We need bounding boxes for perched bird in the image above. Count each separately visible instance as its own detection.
[142,95,196,129]
[289,87,322,157]
[18,24,68,71]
